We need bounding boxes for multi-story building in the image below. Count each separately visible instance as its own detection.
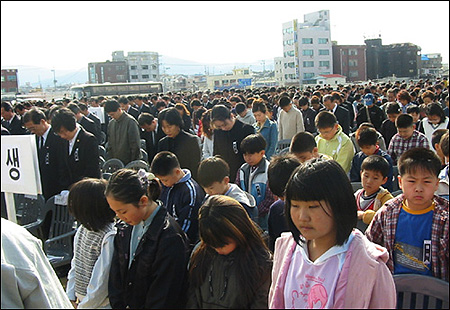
[282,10,333,86]
[206,68,253,90]
[332,44,367,82]
[365,38,421,80]
[88,61,128,84]
[420,53,443,78]
[274,57,284,85]
[126,51,160,82]
[1,69,18,94]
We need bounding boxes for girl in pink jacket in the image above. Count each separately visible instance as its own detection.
[269,159,396,309]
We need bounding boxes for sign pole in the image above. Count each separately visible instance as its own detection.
[4,192,16,223]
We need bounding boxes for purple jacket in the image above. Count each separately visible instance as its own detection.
[269,229,396,308]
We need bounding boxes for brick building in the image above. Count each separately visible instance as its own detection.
[332,44,367,82]
[88,61,128,84]
[1,69,18,93]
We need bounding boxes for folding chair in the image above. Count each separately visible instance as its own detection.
[102,158,125,174]
[43,194,77,270]
[14,193,52,240]
[140,148,148,162]
[275,139,291,154]
[394,274,449,309]
[98,145,106,158]
[125,160,149,172]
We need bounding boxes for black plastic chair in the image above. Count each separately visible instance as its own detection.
[14,193,52,240]
[140,148,148,162]
[99,156,105,169]
[351,182,363,193]
[394,274,449,309]
[392,165,400,192]
[101,158,125,174]
[275,139,291,154]
[140,139,147,150]
[43,195,77,269]
[99,131,106,146]
[98,145,106,158]
[125,160,149,171]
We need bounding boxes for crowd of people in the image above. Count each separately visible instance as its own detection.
[1,77,449,309]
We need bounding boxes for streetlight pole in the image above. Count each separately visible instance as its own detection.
[51,69,56,92]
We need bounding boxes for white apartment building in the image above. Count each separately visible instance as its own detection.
[281,10,333,86]
[113,51,160,82]
[274,57,284,85]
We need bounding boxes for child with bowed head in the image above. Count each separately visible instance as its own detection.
[106,168,191,309]
[269,159,396,308]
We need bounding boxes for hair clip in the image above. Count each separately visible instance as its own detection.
[137,169,156,187]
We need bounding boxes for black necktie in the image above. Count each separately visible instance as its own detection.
[40,137,44,149]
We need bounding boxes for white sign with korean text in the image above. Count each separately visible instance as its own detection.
[88,106,105,123]
[1,135,42,195]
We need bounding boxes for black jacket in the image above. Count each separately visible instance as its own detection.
[137,103,152,115]
[109,206,191,309]
[87,112,102,142]
[334,105,350,135]
[213,119,255,182]
[301,107,318,134]
[157,130,201,180]
[61,126,100,188]
[356,105,386,131]
[140,126,165,165]
[79,115,101,145]
[127,106,140,120]
[36,127,70,200]
[2,114,28,135]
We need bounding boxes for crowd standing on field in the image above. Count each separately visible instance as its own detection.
[1,77,449,309]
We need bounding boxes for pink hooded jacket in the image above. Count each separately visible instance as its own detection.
[269,229,396,308]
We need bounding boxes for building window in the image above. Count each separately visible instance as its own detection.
[348,59,358,67]
[130,66,137,70]
[303,73,315,79]
[287,62,295,68]
[319,61,330,68]
[302,38,313,44]
[349,71,359,78]
[142,65,149,70]
[1,76,4,82]
[153,75,157,78]
[318,38,328,44]
[349,49,358,56]
[7,75,17,81]
[116,75,125,80]
[131,75,138,79]
[286,50,295,57]
[152,65,157,70]
[303,50,314,56]
[244,70,249,74]
[318,49,330,56]
[303,61,314,67]
[214,81,220,86]
[142,75,149,79]
[8,87,17,92]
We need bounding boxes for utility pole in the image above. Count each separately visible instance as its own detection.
[261,60,266,74]
[51,69,56,92]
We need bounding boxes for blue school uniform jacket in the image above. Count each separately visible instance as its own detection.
[159,169,205,245]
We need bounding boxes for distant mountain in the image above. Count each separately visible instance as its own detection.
[8,56,275,87]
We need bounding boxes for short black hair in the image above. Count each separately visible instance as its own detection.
[386,102,401,115]
[315,111,337,129]
[235,102,246,115]
[51,107,77,132]
[395,114,414,128]
[197,156,229,187]
[23,107,47,124]
[431,129,448,151]
[290,132,316,153]
[357,127,378,147]
[67,102,81,114]
[211,104,231,122]
[150,151,181,176]
[426,103,446,123]
[440,132,449,157]
[104,99,120,113]
[138,112,155,126]
[406,104,420,114]
[240,134,266,154]
[398,147,442,177]
[68,178,115,232]
[285,158,357,246]
[118,96,128,105]
[158,107,183,128]
[268,154,301,197]
[361,155,390,178]
[298,96,309,107]
[278,96,291,108]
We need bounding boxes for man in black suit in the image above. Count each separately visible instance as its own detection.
[118,96,139,120]
[51,108,100,188]
[135,95,152,115]
[138,112,165,164]
[23,108,69,201]
[79,102,101,137]
[1,101,28,135]
[67,103,101,144]
[323,93,350,135]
